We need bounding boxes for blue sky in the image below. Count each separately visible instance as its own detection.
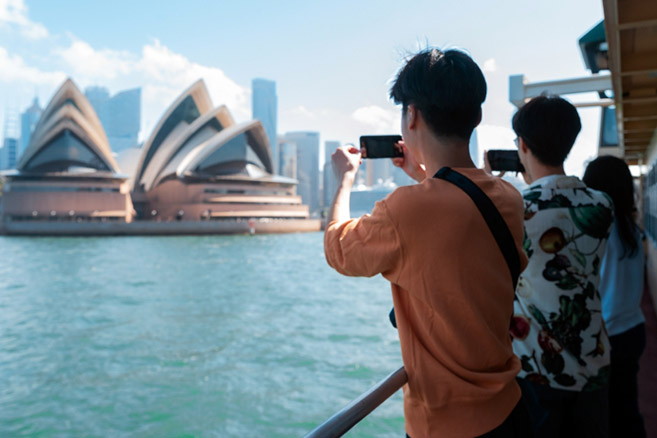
[0,0,606,174]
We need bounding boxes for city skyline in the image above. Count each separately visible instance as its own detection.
[0,76,319,232]
[282,131,320,213]
[0,0,608,177]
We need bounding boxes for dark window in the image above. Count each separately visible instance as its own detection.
[63,98,83,113]
[600,106,618,147]
[196,132,267,176]
[23,130,110,172]
[138,95,201,180]
[168,116,225,165]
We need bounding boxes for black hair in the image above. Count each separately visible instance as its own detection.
[583,155,639,258]
[512,95,581,167]
[389,48,486,140]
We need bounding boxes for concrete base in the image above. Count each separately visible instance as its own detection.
[0,219,321,236]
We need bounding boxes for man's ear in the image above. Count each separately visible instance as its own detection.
[519,137,529,154]
[407,104,418,130]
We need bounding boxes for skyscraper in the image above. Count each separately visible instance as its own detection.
[106,88,141,152]
[1,109,19,170]
[279,141,297,182]
[1,138,18,170]
[283,131,320,214]
[85,86,110,118]
[85,86,141,153]
[369,159,392,187]
[323,140,340,209]
[252,79,278,174]
[20,98,42,159]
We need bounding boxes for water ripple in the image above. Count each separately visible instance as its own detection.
[0,233,403,437]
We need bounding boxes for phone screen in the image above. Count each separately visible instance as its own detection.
[360,135,403,159]
[487,150,525,172]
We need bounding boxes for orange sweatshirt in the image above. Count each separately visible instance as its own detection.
[324,168,528,438]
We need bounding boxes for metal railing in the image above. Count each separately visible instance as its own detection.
[304,366,408,438]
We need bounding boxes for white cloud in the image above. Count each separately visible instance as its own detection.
[476,124,516,152]
[138,40,250,121]
[48,37,252,138]
[0,0,47,39]
[482,58,497,73]
[56,38,135,80]
[0,46,65,85]
[289,105,316,119]
[352,105,400,134]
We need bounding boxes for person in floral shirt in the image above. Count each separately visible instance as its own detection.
[509,96,614,438]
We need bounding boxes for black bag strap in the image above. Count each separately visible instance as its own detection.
[388,167,521,328]
[434,167,520,289]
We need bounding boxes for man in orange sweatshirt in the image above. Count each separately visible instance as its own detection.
[324,48,530,437]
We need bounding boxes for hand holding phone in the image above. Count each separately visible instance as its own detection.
[360,135,403,159]
[331,144,362,181]
[486,150,525,173]
[391,141,426,183]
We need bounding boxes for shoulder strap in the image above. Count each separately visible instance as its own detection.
[434,167,520,289]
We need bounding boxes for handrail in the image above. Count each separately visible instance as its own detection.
[304,366,408,438]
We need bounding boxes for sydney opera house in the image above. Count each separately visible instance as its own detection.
[0,79,319,235]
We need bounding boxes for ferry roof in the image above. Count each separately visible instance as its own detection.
[602,0,657,165]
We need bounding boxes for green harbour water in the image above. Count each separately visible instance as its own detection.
[0,233,404,437]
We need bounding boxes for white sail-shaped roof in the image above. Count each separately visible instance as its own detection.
[17,79,119,173]
[176,120,274,179]
[132,80,213,190]
[139,105,234,191]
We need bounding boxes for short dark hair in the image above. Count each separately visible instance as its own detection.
[389,48,486,140]
[512,95,581,167]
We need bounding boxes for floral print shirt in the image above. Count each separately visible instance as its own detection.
[511,174,613,391]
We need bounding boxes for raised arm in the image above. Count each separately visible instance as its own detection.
[327,144,362,224]
[324,144,402,279]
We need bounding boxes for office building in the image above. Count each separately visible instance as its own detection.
[252,79,278,173]
[84,87,111,117]
[283,131,320,214]
[20,98,42,160]
[279,141,297,181]
[1,109,19,170]
[1,137,18,170]
[85,86,141,153]
[368,159,393,187]
[323,140,340,208]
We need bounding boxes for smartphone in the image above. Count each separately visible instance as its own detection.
[487,150,525,172]
[360,135,403,159]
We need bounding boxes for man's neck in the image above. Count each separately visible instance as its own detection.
[419,135,475,178]
[527,165,566,184]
